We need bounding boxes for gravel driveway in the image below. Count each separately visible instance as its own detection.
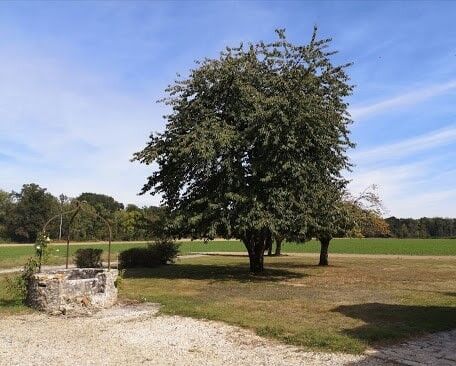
[0,303,389,366]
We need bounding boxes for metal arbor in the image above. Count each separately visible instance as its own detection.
[42,200,113,270]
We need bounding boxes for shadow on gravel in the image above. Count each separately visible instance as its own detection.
[334,302,456,346]
[123,263,306,283]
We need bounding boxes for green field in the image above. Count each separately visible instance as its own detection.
[1,238,455,269]
[180,238,456,256]
[0,242,149,269]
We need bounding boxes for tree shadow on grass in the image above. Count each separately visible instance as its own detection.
[333,302,456,346]
[264,261,322,269]
[123,263,306,283]
[443,292,456,297]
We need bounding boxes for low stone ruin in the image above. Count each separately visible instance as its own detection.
[26,268,118,315]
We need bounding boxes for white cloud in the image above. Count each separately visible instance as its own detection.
[351,125,456,164]
[347,159,456,218]
[0,44,164,206]
[348,126,456,218]
[350,80,456,120]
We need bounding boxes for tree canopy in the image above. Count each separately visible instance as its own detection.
[134,28,354,272]
[5,184,59,242]
[77,192,124,214]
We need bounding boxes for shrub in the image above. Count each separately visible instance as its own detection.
[118,247,148,268]
[6,257,39,303]
[119,239,180,269]
[151,239,180,265]
[74,248,103,268]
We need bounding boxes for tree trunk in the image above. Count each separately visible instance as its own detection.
[252,249,264,272]
[318,237,331,266]
[274,237,283,256]
[266,232,273,256]
[242,230,267,273]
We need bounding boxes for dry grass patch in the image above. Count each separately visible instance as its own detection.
[119,255,456,353]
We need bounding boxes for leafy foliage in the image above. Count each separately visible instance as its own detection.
[344,185,390,238]
[34,232,51,271]
[5,257,39,303]
[74,248,103,268]
[0,182,171,243]
[134,28,354,271]
[0,190,13,240]
[77,192,124,213]
[386,217,456,238]
[150,239,180,264]
[5,184,59,242]
[119,240,180,268]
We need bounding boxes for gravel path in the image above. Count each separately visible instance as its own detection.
[366,330,456,365]
[0,303,393,366]
[0,255,205,275]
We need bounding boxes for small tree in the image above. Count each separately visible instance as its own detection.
[313,185,388,266]
[345,185,389,238]
[134,28,353,272]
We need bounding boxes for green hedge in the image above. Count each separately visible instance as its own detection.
[74,248,103,268]
[119,240,179,269]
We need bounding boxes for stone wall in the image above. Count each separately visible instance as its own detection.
[26,268,118,315]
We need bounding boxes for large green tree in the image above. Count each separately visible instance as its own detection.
[76,193,124,214]
[0,190,13,240]
[134,28,354,272]
[6,184,59,242]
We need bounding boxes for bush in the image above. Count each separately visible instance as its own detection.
[6,257,39,303]
[119,239,180,269]
[151,239,180,265]
[74,248,103,268]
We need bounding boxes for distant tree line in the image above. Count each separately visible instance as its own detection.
[0,183,167,243]
[1,183,453,244]
[386,217,456,239]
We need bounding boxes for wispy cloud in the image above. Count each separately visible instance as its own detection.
[0,42,164,206]
[348,157,456,218]
[350,80,456,120]
[351,125,456,164]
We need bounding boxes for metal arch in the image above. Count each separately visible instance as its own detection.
[41,200,113,271]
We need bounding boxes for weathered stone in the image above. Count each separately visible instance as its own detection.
[26,268,118,315]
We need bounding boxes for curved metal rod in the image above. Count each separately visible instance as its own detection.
[77,202,113,270]
[41,201,113,271]
[42,207,80,233]
[66,207,81,269]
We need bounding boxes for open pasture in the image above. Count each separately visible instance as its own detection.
[1,238,456,269]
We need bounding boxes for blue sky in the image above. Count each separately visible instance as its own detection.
[0,0,455,217]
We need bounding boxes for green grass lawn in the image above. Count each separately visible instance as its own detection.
[0,275,29,315]
[118,255,456,353]
[1,254,455,353]
[0,242,149,269]
[1,238,455,269]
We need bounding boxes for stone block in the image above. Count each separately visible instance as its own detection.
[26,268,118,315]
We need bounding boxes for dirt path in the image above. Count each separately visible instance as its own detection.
[0,254,206,275]
[0,303,394,366]
[2,252,454,274]
[0,239,232,247]
[196,251,456,260]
